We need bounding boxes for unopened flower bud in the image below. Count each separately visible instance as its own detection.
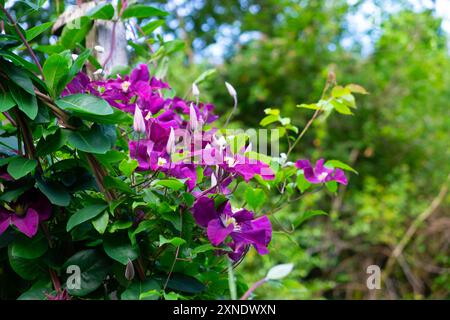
[166,127,175,154]
[189,103,199,131]
[192,83,200,98]
[133,105,146,134]
[225,82,237,97]
[125,259,135,281]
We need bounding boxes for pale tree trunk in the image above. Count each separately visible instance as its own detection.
[53,1,128,76]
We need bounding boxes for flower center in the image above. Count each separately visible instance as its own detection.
[157,157,167,167]
[317,172,328,181]
[224,156,237,168]
[14,204,26,217]
[121,81,131,92]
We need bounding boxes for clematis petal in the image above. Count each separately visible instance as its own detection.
[207,219,233,246]
[0,208,12,235]
[333,168,348,185]
[11,208,39,238]
[295,159,312,170]
[192,196,218,227]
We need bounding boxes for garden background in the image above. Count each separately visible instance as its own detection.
[1,0,449,299]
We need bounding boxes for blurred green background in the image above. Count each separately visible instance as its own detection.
[11,0,450,299]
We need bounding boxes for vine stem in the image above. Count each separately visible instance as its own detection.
[0,4,45,79]
[228,259,237,300]
[240,277,267,300]
[285,76,334,158]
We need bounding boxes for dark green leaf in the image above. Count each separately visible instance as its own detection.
[87,3,115,20]
[36,177,71,206]
[56,94,113,116]
[121,279,160,300]
[163,273,205,294]
[63,249,111,296]
[43,54,70,97]
[10,232,48,259]
[66,125,112,154]
[8,83,38,120]
[7,156,37,179]
[103,233,139,265]
[26,22,53,41]
[66,202,108,232]
[0,91,16,112]
[121,5,168,19]
[294,210,328,228]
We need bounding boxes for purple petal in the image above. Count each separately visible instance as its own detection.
[131,64,150,83]
[295,159,312,170]
[192,196,218,227]
[231,208,254,223]
[11,208,39,238]
[207,218,233,246]
[333,168,348,185]
[0,208,12,235]
[303,167,321,183]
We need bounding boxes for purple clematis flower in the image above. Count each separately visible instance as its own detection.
[221,154,275,182]
[295,158,347,185]
[192,197,272,260]
[0,190,52,238]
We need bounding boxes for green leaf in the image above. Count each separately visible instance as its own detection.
[8,247,47,281]
[325,180,338,193]
[142,19,165,35]
[1,61,35,95]
[294,210,328,228]
[66,203,108,232]
[36,177,71,206]
[264,108,280,115]
[66,125,112,154]
[297,103,320,110]
[331,99,353,115]
[0,185,30,202]
[17,280,52,300]
[296,173,311,193]
[63,249,111,296]
[331,85,351,98]
[244,188,265,211]
[325,160,358,174]
[7,156,37,179]
[193,68,217,84]
[56,94,113,116]
[0,91,16,112]
[163,273,205,294]
[69,48,91,78]
[26,22,53,41]
[10,232,48,259]
[119,158,138,176]
[103,233,139,265]
[59,17,92,49]
[259,114,279,126]
[121,279,160,300]
[159,235,186,247]
[43,54,70,97]
[121,5,168,19]
[36,129,67,157]
[92,211,109,235]
[108,220,133,233]
[155,179,185,191]
[191,243,215,255]
[346,83,368,95]
[8,83,38,120]
[87,3,115,20]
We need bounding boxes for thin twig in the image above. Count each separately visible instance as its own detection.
[0,4,44,78]
[383,174,450,282]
